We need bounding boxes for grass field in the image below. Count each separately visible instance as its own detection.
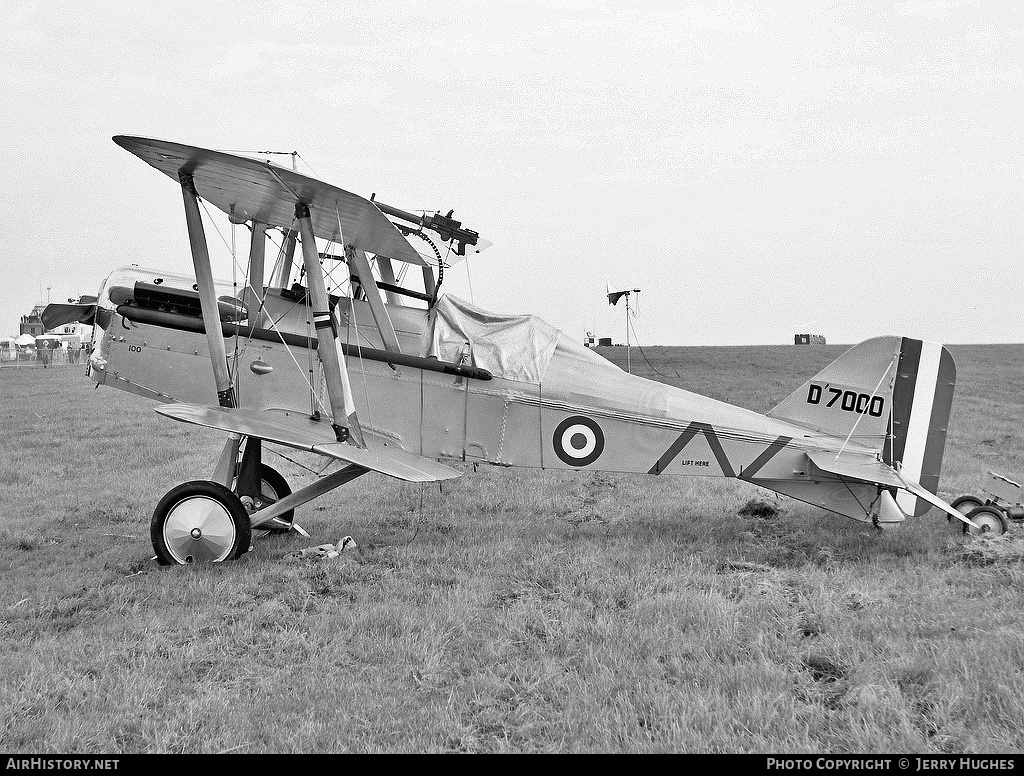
[1,343,1022,753]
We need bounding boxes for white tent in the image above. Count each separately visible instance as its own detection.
[15,334,35,346]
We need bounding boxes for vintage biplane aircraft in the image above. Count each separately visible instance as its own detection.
[43,136,977,565]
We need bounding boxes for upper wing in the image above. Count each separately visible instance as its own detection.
[113,136,427,266]
[156,403,461,483]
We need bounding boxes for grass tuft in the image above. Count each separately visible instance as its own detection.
[954,533,1024,566]
[738,498,782,519]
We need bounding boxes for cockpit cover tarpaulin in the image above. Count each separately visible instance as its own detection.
[422,295,560,383]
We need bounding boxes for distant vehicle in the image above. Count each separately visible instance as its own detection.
[45,136,977,565]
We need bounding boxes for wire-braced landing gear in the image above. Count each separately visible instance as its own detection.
[234,463,295,533]
[231,437,295,533]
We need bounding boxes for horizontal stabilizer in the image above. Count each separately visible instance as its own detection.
[805,450,975,528]
[805,450,903,489]
[155,404,462,483]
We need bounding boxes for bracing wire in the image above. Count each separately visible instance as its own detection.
[230,218,240,388]
[625,314,670,377]
[437,241,454,304]
[265,446,333,478]
[195,197,329,416]
[294,152,319,178]
[197,198,246,384]
[465,253,475,304]
[347,295,376,452]
[834,353,898,462]
[335,206,375,447]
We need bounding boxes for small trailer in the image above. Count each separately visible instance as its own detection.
[951,471,1024,535]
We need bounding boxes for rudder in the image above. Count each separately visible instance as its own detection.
[885,338,957,516]
[768,337,956,517]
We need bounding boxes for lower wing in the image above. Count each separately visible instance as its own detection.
[155,403,462,483]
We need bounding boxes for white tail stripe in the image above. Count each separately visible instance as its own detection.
[896,340,942,512]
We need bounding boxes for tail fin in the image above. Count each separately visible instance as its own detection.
[769,336,956,516]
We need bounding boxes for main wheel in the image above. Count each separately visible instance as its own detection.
[233,464,294,533]
[151,480,252,565]
[962,505,1008,536]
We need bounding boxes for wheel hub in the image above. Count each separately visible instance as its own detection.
[162,495,237,563]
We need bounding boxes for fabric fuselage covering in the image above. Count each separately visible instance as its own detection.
[421,295,561,384]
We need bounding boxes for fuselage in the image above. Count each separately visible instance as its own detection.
[87,266,883,522]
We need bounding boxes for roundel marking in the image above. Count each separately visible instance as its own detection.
[553,415,605,467]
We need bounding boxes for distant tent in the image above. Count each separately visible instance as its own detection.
[15,334,35,346]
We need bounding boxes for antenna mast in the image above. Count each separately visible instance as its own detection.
[607,286,641,374]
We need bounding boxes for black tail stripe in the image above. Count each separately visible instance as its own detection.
[889,337,921,466]
[739,436,792,480]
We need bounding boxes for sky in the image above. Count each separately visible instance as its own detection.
[1,0,1021,346]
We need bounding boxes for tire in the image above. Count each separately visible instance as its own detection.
[962,505,1009,537]
[949,495,984,524]
[151,480,252,565]
[233,463,294,533]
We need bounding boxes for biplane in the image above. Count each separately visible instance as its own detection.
[43,136,977,565]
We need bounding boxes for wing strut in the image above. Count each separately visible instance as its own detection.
[376,257,405,306]
[422,265,437,298]
[245,222,268,327]
[295,201,363,445]
[271,228,298,289]
[347,245,402,354]
[179,172,235,408]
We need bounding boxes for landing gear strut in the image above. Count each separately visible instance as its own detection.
[232,438,295,533]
